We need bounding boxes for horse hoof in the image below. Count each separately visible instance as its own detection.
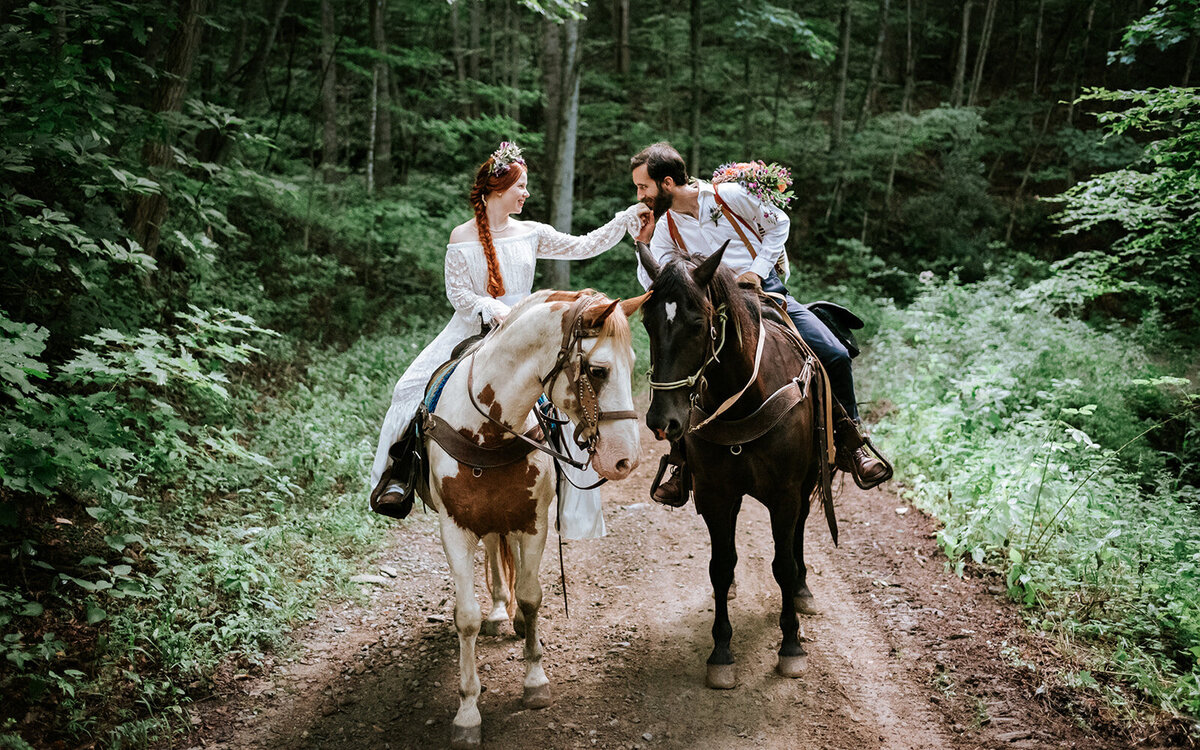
[523,683,553,709]
[481,618,506,637]
[776,653,808,677]
[706,663,737,690]
[450,723,481,749]
[794,594,819,615]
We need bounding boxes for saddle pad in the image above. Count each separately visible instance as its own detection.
[423,358,461,414]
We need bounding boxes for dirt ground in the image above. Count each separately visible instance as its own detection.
[173,421,1184,750]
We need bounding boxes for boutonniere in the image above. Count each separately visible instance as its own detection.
[708,205,723,224]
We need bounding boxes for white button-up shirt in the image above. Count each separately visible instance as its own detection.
[637,180,789,290]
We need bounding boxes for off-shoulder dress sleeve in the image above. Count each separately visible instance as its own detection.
[533,205,643,260]
[444,243,510,324]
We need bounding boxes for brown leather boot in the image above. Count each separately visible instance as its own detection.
[837,446,889,488]
[833,410,892,490]
[650,455,689,507]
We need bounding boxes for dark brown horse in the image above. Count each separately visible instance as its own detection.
[637,241,834,689]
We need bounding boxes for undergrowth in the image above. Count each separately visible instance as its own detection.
[0,324,437,747]
[860,268,1200,726]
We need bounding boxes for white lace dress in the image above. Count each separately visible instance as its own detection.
[369,206,643,536]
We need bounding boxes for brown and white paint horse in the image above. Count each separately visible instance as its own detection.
[421,289,644,749]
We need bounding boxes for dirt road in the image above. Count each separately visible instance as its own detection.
[180,423,1155,749]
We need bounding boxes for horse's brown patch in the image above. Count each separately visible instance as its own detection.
[437,461,542,536]
[544,290,584,303]
[478,384,496,407]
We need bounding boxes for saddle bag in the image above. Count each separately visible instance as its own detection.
[806,301,864,359]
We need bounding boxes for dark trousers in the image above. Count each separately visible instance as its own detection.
[761,271,859,421]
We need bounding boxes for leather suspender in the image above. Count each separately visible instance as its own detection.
[664,184,762,261]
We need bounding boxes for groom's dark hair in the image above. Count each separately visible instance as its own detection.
[631,142,689,186]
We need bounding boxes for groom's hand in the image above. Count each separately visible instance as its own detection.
[634,205,655,244]
[737,271,762,291]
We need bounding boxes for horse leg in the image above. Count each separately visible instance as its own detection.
[513,529,553,709]
[481,534,512,636]
[438,515,484,749]
[793,482,819,616]
[770,502,808,677]
[701,496,741,689]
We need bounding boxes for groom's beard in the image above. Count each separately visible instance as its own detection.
[647,184,674,219]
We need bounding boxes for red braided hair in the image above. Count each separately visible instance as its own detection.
[469,158,526,299]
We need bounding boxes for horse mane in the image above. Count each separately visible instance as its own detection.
[499,288,633,355]
[654,251,758,347]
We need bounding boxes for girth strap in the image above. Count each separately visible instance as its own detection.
[421,406,543,469]
[689,368,811,446]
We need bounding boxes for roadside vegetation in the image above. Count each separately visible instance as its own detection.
[2,0,1197,747]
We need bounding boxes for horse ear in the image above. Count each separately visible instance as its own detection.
[636,241,661,282]
[619,291,652,318]
[692,240,730,287]
[581,298,620,329]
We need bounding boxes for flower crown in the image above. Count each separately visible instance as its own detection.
[489,141,525,175]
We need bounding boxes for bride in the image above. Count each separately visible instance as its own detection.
[369,142,650,531]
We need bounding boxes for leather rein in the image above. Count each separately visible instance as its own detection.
[428,294,637,473]
[647,293,815,446]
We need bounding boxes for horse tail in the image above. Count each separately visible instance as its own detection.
[500,534,517,619]
[485,533,519,620]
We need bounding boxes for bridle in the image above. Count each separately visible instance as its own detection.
[646,305,730,392]
[645,296,766,433]
[465,293,638,469]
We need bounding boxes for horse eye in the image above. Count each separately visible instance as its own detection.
[588,365,609,380]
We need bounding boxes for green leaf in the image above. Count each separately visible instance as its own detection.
[86,606,107,624]
[20,602,44,617]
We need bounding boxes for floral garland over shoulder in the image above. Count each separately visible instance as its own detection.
[710,161,794,214]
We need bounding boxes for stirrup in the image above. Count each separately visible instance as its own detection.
[850,436,893,490]
[649,455,690,508]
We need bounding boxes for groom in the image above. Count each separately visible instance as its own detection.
[630,141,890,506]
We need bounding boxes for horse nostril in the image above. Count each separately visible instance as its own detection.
[616,458,631,473]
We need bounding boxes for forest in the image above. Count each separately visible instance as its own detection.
[1,0,1198,746]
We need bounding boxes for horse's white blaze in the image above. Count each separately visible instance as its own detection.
[665,301,677,324]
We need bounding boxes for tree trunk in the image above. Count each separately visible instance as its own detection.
[615,0,630,75]
[509,0,521,123]
[1033,0,1045,93]
[370,0,392,189]
[1065,0,1096,187]
[950,0,972,107]
[130,0,207,259]
[547,14,583,291]
[1006,101,1057,242]
[854,0,891,132]
[1184,34,1197,87]
[469,0,481,115]
[830,0,852,153]
[236,0,289,110]
[542,17,563,182]
[367,65,377,197]
[688,0,702,176]
[884,0,917,221]
[967,0,997,106]
[320,0,338,183]
[452,0,467,116]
